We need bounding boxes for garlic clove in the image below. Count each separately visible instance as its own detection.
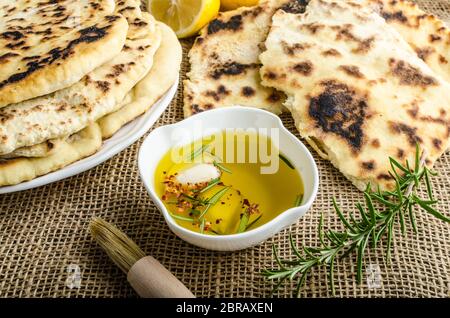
[175,163,221,185]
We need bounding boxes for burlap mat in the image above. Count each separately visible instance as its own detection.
[0,0,449,298]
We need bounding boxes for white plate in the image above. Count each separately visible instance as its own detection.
[0,77,179,195]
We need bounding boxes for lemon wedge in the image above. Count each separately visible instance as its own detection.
[147,0,220,38]
[220,0,259,11]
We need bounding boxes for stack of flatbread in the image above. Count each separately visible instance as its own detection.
[185,0,450,191]
[0,0,182,186]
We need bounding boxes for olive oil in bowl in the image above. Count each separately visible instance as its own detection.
[155,130,303,235]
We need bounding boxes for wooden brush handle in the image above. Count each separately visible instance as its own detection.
[127,256,195,298]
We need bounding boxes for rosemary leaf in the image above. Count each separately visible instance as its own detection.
[198,204,212,220]
[399,206,406,235]
[200,218,205,234]
[279,153,295,169]
[289,233,304,260]
[199,178,220,194]
[214,161,232,174]
[408,202,418,233]
[318,214,327,248]
[272,245,287,271]
[329,255,336,296]
[333,198,355,233]
[187,143,209,162]
[169,213,195,222]
[206,186,230,205]
[246,214,263,231]
[294,194,304,207]
[198,187,230,220]
[356,232,370,283]
[414,198,450,223]
[424,168,434,201]
[237,211,250,233]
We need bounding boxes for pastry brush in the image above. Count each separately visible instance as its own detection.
[90,217,194,298]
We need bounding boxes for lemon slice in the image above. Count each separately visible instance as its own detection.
[148,0,220,38]
[221,0,259,11]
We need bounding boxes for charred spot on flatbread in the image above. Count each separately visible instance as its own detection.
[210,62,258,80]
[415,47,434,61]
[118,6,135,14]
[309,80,368,151]
[280,0,309,14]
[106,63,128,78]
[207,15,243,35]
[361,160,375,170]
[333,24,375,53]
[389,58,437,86]
[190,103,213,115]
[281,41,311,56]
[432,138,442,150]
[377,173,393,181]
[339,65,365,78]
[131,18,148,28]
[302,22,325,34]
[371,139,380,148]
[94,80,110,93]
[292,61,313,76]
[204,85,231,101]
[381,10,408,24]
[241,86,255,97]
[267,91,283,103]
[429,34,442,42]
[262,70,278,80]
[1,31,25,41]
[0,18,119,90]
[205,5,264,36]
[439,55,448,64]
[241,6,264,18]
[322,48,341,57]
[388,121,422,145]
[0,52,19,64]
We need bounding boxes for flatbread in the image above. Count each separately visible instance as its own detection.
[0,0,129,107]
[0,0,156,159]
[360,0,450,82]
[116,0,152,39]
[0,13,161,155]
[260,0,450,191]
[0,138,65,159]
[183,0,298,117]
[99,22,182,138]
[3,22,182,159]
[0,123,102,187]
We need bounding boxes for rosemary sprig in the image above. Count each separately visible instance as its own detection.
[263,145,450,296]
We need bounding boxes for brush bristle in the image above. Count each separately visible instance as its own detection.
[90,217,146,274]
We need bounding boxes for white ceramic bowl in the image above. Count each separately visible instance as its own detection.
[138,107,319,251]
